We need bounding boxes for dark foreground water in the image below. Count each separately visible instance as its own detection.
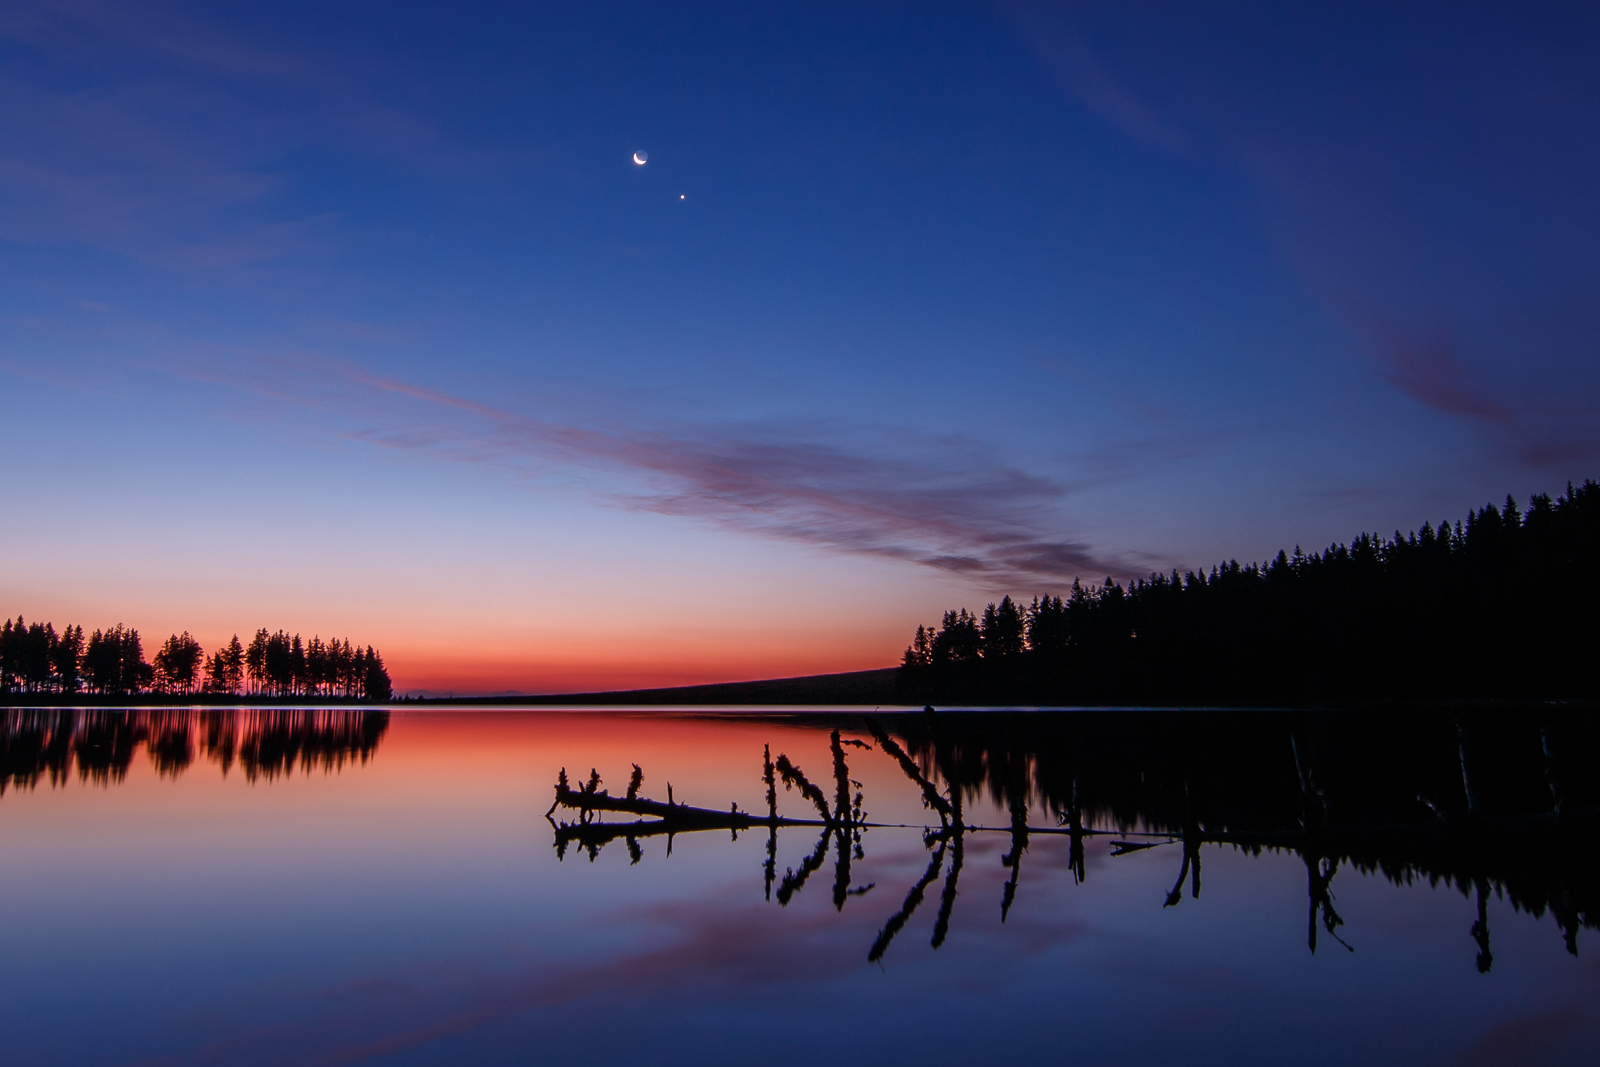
[1,706,1596,1066]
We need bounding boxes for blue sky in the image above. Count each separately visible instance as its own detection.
[3,2,1598,690]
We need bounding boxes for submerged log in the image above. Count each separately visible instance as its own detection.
[548,768,823,830]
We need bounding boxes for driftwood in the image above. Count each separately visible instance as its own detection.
[931,802,964,949]
[865,716,954,824]
[1000,798,1029,922]
[777,829,832,905]
[773,753,833,822]
[869,838,946,962]
[548,766,822,830]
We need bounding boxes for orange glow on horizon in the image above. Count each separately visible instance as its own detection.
[384,646,899,695]
[370,616,909,693]
[2,567,933,695]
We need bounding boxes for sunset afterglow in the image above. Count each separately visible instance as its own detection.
[4,3,1597,695]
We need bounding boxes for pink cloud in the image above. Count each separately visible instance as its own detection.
[173,351,1140,587]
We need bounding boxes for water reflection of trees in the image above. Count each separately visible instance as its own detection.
[548,709,1599,971]
[0,708,389,791]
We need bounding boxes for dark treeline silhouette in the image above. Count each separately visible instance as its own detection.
[549,707,1598,971]
[0,707,390,792]
[0,618,392,701]
[239,630,388,699]
[898,481,1600,704]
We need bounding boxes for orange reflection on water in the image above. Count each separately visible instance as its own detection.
[0,709,960,831]
[377,711,949,827]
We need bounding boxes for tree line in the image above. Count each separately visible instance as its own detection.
[0,621,392,701]
[898,480,1600,704]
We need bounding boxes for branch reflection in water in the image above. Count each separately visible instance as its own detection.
[548,708,1600,972]
[0,707,390,790]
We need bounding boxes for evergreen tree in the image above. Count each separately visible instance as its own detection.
[80,624,151,695]
[22,620,55,692]
[901,625,932,669]
[980,596,1026,659]
[245,629,269,695]
[931,609,981,665]
[0,617,19,692]
[221,634,245,694]
[307,636,327,696]
[84,627,118,694]
[153,633,204,695]
[263,631,292,695]
[52,624,84,693]
[362,646,392,702]
[335,638,355,696]
[290,634,307,697]
[120,627,153,694]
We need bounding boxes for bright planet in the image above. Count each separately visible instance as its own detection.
[632,150,647,165]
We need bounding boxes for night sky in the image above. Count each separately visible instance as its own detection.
[4,2,1598,693]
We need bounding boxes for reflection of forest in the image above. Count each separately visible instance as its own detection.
[550,709,1599,971]
[0,708,390,791]
[901,709,1599,966]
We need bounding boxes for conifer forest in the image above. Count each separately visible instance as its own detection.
[0,622,392,702]
[898,481,1600,705]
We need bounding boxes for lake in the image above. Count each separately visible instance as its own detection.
[1,706,1595,1065]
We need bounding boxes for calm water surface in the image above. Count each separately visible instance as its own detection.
[1,707,1596,1065]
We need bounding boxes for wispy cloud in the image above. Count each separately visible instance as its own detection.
[177,352,1139,586]
[1448,1004,1597,1067]
[1001,4,1600,476]
[1002,2,1191,156]
[1374,328,1511,424]
[1372,322,1600,467]
[0,1,453,271]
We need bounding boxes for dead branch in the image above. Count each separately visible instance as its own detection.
[865,716,954,825]
[774,753,833,822]
[869,839,946,963]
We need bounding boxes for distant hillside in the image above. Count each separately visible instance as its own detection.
[416,667,901,706]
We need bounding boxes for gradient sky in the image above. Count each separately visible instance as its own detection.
[4,2,1599,693]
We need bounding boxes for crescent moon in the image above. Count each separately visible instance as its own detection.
[632,151,648,165]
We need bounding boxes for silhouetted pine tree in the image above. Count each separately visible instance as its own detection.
[78,625,151,696]
[361,647,392,702]
[204,635,245,695]
[52,625,84,693]
[153,633,203,695]
[0,618,17,693]
[245,629,269,695]
[981,596,1026,660]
